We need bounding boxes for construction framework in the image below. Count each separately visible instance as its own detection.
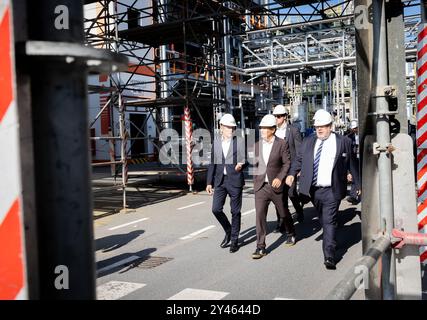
[83,0,421,211]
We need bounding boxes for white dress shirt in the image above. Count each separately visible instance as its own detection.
[313,133,337,187]
[262,136,275,182]
[222,137,231,175]
[275,123,287,139]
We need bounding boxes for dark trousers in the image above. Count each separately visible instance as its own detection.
[349,157,360,201]
[349,182,359,200]
[255,183,295,249]
[212,176,242,242]
[276,180,303,221]
[289,180,304,214]
[310,186,340,260]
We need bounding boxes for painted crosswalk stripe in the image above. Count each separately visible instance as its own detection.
[97,281,146,300]
[97,255,140,274]
[168,288,229,300]
[180,225,215,240]
[177,201,205,211]
[242,209,255,216]
[108,217,149,231]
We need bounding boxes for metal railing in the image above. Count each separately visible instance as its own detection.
[326,229,427,300]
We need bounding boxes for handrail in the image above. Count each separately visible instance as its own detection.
[326,236,391,300]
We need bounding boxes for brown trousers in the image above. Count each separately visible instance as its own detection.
[255,182,295,249]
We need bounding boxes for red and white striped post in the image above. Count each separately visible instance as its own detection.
[184,106,194,192]
[0,3,28,299]
[416,22,427,265]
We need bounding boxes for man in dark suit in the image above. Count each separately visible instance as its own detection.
[286,109,360,269]
[252,114,296,259]
[206,113,247,253]
[346,120,361,204]
[272,104,304,230]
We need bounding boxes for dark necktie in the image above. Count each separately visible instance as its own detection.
[312,140,325,185]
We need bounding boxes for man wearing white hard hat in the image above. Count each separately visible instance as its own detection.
[206,113,247,253]
[251,114,296,259]
[286,109,359,270]
[346,119,360,204]
[273,104,304,228]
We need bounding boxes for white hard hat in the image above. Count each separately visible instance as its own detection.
[219,113,237,127]
[259,114,277,127]
[313,109,333,126]
[350,119,358,129]
[272,104,289,115]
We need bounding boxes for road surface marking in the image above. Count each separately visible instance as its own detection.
[274,297,296,300]
[242,209,256,216]
[179,225,216,240]
[177,201,205,210]
[97,255,140,274]
[97,281,146,300]
[108,218,149,231]
[168,288,229,300]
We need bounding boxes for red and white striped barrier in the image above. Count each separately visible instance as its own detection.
[184,106,194,191]
[0,3,28,299]
[416,23,427,265]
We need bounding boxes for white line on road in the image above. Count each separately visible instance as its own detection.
[97,255,140,274]
[177,201,205,211]
[179,225,216,240]
[168,288,229,300]
[108,218,150,231]
[97,281,146,300]
[242,209,256,216]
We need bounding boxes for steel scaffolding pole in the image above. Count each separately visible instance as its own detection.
[372,0,396,300]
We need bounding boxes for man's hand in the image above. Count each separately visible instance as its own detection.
[347,173,352,182]
[285,175,294,187]
[272,178,282,188]
[235,163,243,172]
[357,189,361,196]
[206,185,213,195]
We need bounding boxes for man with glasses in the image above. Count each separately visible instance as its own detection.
[272,105,304,232]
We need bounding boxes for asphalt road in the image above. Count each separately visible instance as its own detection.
[93,179,365,300]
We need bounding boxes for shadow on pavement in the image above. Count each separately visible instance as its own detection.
[96,247,157,278]
[96,230,145,253]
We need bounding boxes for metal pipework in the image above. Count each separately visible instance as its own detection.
[326,236,391,300]
[372,0,396,300]
[158,0,171,128]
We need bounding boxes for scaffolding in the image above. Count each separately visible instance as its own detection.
[83,0,422,212]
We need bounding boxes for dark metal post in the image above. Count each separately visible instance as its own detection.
[26,0,95,299]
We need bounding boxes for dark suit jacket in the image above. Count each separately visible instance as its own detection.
[287,124,302,161]
[206,135,247,188]
[347,132,360,180]
[253,138,291,193]
[277,124,302,162]
[289,133,360,201]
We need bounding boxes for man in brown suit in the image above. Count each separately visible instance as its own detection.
[252,114,296,259]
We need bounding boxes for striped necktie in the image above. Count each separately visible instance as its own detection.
[312,139,325,185]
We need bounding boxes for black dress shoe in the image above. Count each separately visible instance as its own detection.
[346,196,360,205]
[252,248,267,259]
[324,258,336,270]
[220,234,231,248]
[229,242,239,253]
